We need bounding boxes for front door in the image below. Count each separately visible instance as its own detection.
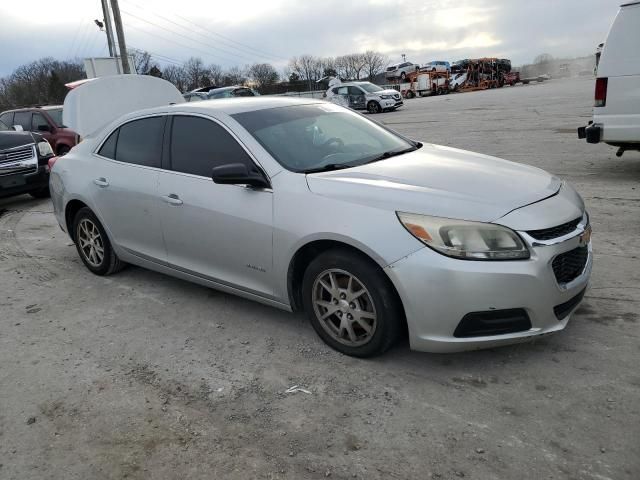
[158,114,273,297]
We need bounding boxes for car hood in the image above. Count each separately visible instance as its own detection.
[306,144,562,223]
[0,131,36,150]
[370,89,400,97]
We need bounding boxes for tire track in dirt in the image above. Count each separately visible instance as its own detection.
[0,206,57,282]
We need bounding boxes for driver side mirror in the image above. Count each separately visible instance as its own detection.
[212,163,270,188]
[13,125,23,132]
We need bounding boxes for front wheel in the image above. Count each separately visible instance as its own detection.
[367,101,382,114]
[73,207,125,276]
[302,249,403,357]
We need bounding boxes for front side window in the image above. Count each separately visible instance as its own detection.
[233,104,415,173]
[114,116,165,167]
[170,115,255,177]
[0,120,9,131]
[13,111,31,131]
[32,113,49,131]
[46,108,65,127]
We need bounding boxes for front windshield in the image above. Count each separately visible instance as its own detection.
[359,83,383,93]
[0,120,8,131]
[232,104,415,173]
[47,108,65,127]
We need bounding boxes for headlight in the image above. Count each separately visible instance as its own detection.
[380,95,392,99]
[397,212,530,260]
[37,141,54,157]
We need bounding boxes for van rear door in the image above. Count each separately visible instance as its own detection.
[594,2,640,145]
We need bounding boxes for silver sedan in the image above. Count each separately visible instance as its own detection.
[50,97,592,357]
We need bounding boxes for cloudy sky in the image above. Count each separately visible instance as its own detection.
[0,0,624,76]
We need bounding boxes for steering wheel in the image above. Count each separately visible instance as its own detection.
[321,137,344,149]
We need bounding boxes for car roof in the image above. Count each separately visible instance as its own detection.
[4,105,62,113]
[134,96,326,118]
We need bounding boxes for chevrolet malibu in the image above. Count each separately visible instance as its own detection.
[50,96,592,357]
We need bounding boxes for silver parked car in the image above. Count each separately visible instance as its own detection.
[51,96,592,357]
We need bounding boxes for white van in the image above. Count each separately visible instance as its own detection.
[578,1,640,157]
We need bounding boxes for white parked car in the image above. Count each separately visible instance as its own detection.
[326,82,403,113]
[52,75,592,357]
[420,61,451,73]
[385,62,419,81]
[578,1,640,157]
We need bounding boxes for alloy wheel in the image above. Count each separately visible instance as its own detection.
[312,269,377,347]
[77,218,104,267]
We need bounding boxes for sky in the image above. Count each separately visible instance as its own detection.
[0,0,625,77]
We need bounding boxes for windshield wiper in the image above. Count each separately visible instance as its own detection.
[362,144,421,165]
[303,163,357,174]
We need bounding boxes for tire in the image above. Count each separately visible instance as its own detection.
[29,187,50,199]
[400,71,406,81]
[73,207,125,276]
[302,249,403,357]
[367,101,382,114]
[406,90,415,99]
[57,145,70,156]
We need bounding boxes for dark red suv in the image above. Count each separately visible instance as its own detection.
[0,106,78,155]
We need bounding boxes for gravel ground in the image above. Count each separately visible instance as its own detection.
[0,77,638,480]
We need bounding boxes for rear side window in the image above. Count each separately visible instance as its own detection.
[13,111,31,131]
[115,117,165,167]
[170,115,254,177]
[98,129,119,159]
[0,112,13,126]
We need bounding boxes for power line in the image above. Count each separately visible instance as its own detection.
[121,9,258,64]
[123,17,246,65]
[123,0,286,62]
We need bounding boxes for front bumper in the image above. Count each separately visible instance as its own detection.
[0,165,49,199]
[385,228,592,353]
[380,98,403,109]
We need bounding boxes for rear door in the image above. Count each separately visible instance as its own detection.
[90,115,167,262]
[158,114,273,296]
[13,111,32,132]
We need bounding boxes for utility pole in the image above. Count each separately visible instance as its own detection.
[110,0,131,74]
[100,0,116,57]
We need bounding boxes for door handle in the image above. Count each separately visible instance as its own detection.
[93,177,109,187]
[162,194,183,206]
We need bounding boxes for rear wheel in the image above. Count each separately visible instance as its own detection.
[302,249,403,357]
[73,207,125,276]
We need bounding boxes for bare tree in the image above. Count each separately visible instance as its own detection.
[222,66,247,86]
[248,63,279,92]
[289,55,322,90]
[163,65,188,92]
[207,64,224,87]
[0,57,85,108]
[129,49,156,75]
[183,57,208,90]
[362,50,388,80]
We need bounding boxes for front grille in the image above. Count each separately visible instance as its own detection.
[527,217,582,241]
[554,288,587,320]
[0,145,35,163]
[552,247,588,284]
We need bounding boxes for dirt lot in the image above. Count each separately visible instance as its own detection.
[1,77,638,480]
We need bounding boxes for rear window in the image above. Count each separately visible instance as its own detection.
[98,129,119,159]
